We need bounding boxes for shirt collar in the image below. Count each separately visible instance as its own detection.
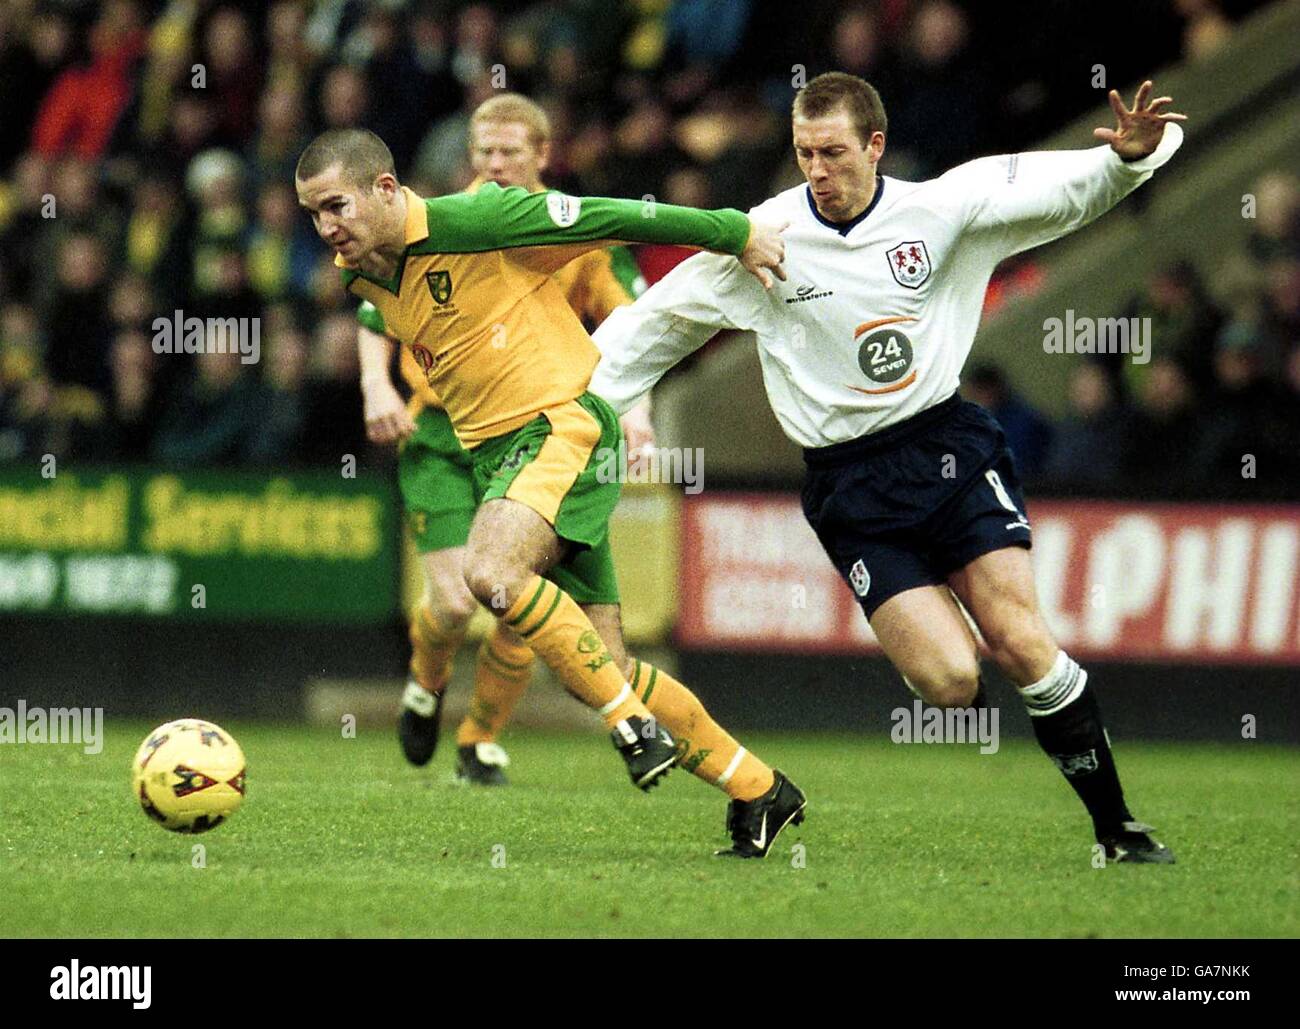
[400,185,429,245]
[805,176,884,237]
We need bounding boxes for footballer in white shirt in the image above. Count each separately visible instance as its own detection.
[593,72,1186,864]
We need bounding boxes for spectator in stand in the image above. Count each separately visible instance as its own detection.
[30,0,147,161]
[249,320,310,465]
[605,98,691,205]
[348,4,459,173]
[817,5,899,114]
[299,312,370,466]
[1276,347,1300,498]
[96,327,163,463]
[1173,0,1233,61]
[248,82,312,191]
[264,0,315,92]
[449,3,501,87]
[246,181,316,303]
[886,0,987,178]
[184,151,258,320]
[1247,172,1300,263]
[1123,260,1224,398]
[141,91,225,183]
[0,152,55,300]
[0,302,45,460]
[1260,256,1300,350]
[122,170,193,312]
[411,74,496,194]
[152,343,265,467]
[1120,357,1203,499]
[963,363,1054,482]
[318,63,369,134]
[28,157,123,316]
[42,231,114,394]
[0,3,76,173]
[198,6,263,148]
[1192,320,1292,496]
[108,271,155,335]
[1042,363,1128,496]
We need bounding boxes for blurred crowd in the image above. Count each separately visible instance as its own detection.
[965,167,1300,500]
[0,0,1286,499]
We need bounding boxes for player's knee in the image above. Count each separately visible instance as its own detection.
[910,660,980,708]
[461,555,525,615]
[421,582,476,628]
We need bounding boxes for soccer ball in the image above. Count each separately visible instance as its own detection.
[132,719,246,833]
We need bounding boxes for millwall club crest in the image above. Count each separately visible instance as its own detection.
[849,559,871,598]
[885,241,931,289]
[425,269,453,304]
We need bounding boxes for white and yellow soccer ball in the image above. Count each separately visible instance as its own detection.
[132,719,246,833]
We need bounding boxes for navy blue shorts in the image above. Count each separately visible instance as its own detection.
[800,394,1032,618]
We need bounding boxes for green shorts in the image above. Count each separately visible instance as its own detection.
[469,392,622,605]
[397,407,477,553]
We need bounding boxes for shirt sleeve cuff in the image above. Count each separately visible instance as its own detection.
[1114,120,1185,173]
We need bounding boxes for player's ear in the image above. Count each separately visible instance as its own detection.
[868,131,886,164]
[536,140,551,175]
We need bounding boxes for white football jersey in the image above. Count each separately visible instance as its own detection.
[591,123,1183,449]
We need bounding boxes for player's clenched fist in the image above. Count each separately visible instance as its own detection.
[363,379,417,444]
[739,219,789,289]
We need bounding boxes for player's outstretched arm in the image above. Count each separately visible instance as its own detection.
[429,185,786,287]
[952,79,1185,259]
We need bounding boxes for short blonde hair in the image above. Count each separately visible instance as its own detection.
[469,92,551,146]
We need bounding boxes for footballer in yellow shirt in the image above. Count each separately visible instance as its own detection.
[356,94,648,786]
[297,120,807,856]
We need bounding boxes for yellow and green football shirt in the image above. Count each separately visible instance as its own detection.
[338,183,749,448]
[356,223,642,422]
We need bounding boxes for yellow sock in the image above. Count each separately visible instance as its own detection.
[503,575,647,727]
[630,659,775,801]
[457,622,535,747]
[408,600,468,696]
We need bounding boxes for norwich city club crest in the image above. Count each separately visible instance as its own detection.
[425,269,453,304]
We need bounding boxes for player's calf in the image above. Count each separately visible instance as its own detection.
[1017,650,1173,862]
[399,550,482,768]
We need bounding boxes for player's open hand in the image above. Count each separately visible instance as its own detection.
[363,381,416,444]
[1094,80,1186,162]
[740,219,788,289]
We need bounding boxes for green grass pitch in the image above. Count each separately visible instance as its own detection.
[2,724,1296,937]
